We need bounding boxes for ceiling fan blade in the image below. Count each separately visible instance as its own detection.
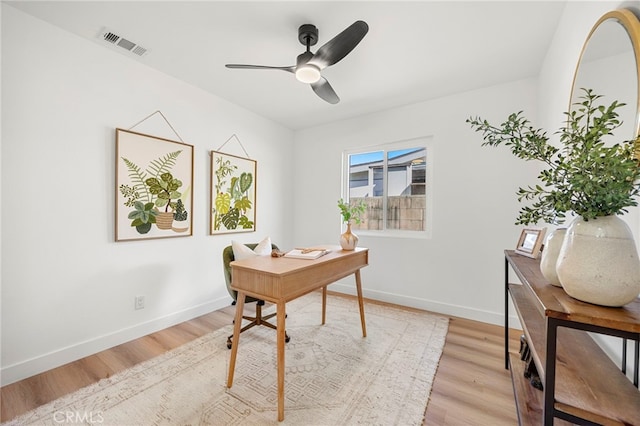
[311,77,340,104]
[225,64,294,73]
[309,21,368,69]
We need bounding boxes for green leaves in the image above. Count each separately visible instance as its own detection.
[221,207,240,229]
[239,172,252,193]
[215,192,231,215]
[468,88,640,225]
[338,198,366,224]
[127,201,158,234]
[119,184,139,207]
[211,159,254,231]
[213,158,237,194]
[234,196,252,213]
[238,215,254,229]
[229,172,253,200]
[121,157,151,203]
[466,113,558,165]
[145,172,183,211]
[173,199,188,221]
[147,150,182,180]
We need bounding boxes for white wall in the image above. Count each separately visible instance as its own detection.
[292,79,542,325]
[1,5,294,385]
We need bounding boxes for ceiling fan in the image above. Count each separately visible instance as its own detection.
[225,21,369,104]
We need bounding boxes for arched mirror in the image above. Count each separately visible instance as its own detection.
[570,9,640,143]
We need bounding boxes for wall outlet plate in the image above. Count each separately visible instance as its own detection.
[135,295,145,310]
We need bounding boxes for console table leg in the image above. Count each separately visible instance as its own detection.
[505,257,510,370]
[635,338,639,387]
[227,291,246,388]
[544,318,559,426]
[355,270,367,338]
[623,339,628,376]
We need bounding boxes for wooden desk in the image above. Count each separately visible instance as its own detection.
[226,246,369,421]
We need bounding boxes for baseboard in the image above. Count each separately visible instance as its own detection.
[1,297,231,386]
[2,288,523,386]
[329,283,522,329]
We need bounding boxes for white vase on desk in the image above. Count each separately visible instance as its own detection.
[340,222,358,250]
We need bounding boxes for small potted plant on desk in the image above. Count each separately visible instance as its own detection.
[338,198,366,250]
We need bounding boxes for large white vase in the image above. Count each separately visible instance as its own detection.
[556,215,640,307]
[539,227,567,287]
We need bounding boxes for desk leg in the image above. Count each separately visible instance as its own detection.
[227,291,245,388]
[322,286,327,325]
[355,270,367,338]
[277,300,286,421]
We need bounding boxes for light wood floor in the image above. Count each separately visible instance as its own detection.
[1,293,522,424]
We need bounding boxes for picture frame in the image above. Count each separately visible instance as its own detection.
[515,227,547,258]
[115,128,194,241]
[210,151,257,235]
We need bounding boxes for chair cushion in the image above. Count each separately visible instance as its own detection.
[231,236,272,260]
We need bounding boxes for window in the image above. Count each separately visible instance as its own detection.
[343,138,431,237]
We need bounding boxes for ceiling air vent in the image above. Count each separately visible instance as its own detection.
[98,28,149,57]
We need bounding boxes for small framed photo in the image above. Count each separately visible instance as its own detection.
[515,227,547,258]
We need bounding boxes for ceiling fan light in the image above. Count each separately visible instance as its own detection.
[295,64,321,83]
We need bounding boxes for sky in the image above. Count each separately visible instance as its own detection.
[349,148,422,166]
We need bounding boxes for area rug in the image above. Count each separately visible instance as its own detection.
[6,292,449,426]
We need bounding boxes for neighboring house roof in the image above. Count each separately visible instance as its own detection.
[350,148,425,173]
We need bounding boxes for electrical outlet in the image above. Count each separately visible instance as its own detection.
[135,295,145,310]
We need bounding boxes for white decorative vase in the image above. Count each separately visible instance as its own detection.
[539,228,567,287]
[556,215,640,307]
[340,222,359,250]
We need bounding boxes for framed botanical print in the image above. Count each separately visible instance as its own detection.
[115,128,194,241]
[210,151,256,235]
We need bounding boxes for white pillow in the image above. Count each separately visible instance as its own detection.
[232,236,272,261]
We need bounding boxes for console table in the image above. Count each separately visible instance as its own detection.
[504,250,640,425]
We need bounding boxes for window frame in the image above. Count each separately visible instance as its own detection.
[342,137,433,239]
